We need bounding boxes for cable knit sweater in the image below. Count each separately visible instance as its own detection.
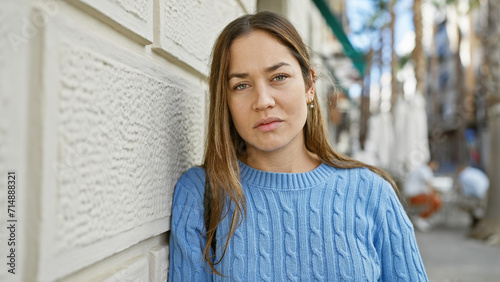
[169,161,428,281]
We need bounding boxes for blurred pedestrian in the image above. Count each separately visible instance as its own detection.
[457,164,490,228]
[404,160,442,231]
[168,11,428,281]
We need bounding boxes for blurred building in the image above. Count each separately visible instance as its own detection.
[423,1,488,172]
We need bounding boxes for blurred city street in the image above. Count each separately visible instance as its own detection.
[415,208,500,282]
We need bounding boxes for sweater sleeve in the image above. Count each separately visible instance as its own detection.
[169,169,212,282]
[374,180,429,281]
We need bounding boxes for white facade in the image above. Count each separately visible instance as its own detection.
[0,0,335,281]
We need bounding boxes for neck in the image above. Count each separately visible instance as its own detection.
[241,144,321,173]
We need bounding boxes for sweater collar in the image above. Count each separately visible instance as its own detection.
[238,160,333,189]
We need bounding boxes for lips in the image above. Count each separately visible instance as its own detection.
[254,117,283,132]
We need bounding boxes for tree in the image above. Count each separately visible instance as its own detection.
[356,0,388,148]
[470,0,500,244]
[390,0,400,109]
[358,0,395,148]
[412,0,425,96]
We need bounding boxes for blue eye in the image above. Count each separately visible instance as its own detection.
[234,83,248,91]
[273,74,288,81]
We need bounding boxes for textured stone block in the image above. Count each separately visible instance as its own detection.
[148,245,169,281]
[72,0,153,43]
[103,257,149,282]
[154,0,244,75]
[54,43,198,250]
[38,13,205,281]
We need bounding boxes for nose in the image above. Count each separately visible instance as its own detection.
[252,83,275,111]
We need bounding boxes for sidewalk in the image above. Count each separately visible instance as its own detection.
[414,209,500,281]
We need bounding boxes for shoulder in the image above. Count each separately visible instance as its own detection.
[419,165,432,176]
[330,166,402,223]
[408,165,431,180]
[174,166,206,204]
[466,166,483,175]
[178,166,206,184]
[342,168,409,226]
[335,166,389,185]
[331,166,395,198]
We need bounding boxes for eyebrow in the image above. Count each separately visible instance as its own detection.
[227,62,291,81]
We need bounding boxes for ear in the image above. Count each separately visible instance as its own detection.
[306,69,316,102]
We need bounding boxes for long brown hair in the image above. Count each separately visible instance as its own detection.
[203,11,397,275]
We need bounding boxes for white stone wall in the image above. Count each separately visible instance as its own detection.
[0,2,32,282]
[0,0,336,281]
[154,0,246,75]
[0,11,9,282]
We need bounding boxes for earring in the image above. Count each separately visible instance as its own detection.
[309,103,314,109]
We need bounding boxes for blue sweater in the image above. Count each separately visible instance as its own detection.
[169,161,428,281]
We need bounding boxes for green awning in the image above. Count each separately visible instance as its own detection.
[312,0,365,77]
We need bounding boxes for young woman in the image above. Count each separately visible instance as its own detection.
[169,11,428,281]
